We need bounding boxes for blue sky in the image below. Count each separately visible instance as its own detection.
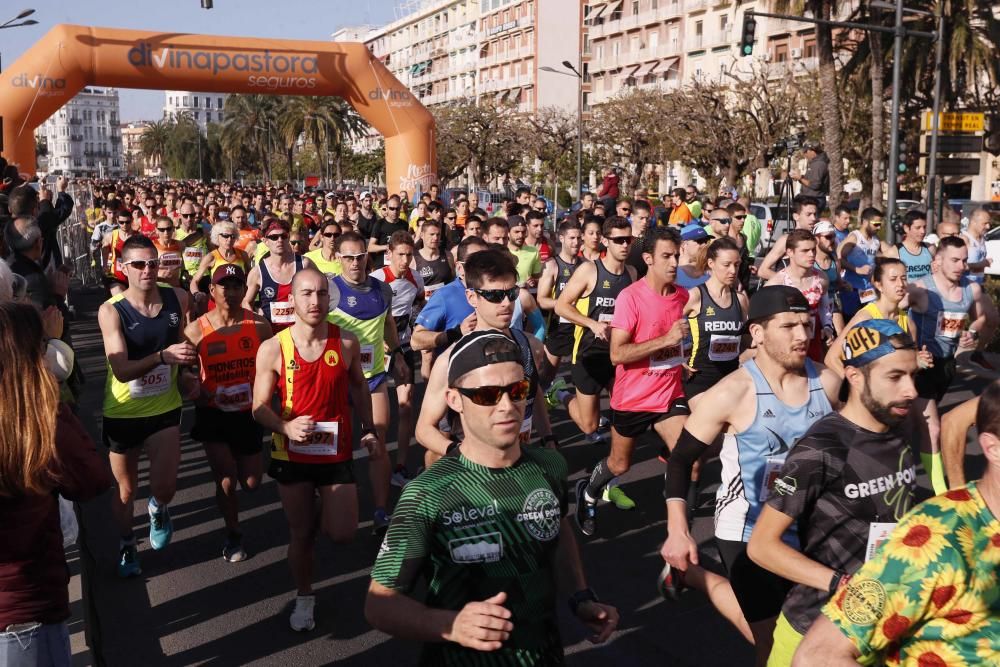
[1,0,396,121]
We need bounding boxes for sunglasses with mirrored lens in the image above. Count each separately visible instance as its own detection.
[606,235,634,245]
[124,259,159,270]
[339,253,367,263]
[473,286,519,303]
[455,379,531,406]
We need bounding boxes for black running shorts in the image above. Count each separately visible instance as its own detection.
[544,323,576,359]
[103,408,182,454]
[610,398,690,439]
[571,350,615,395]
[267,459,356,487]
[191,406,263,458]
[716,538,793,623]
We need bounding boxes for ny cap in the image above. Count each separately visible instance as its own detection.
[211,263,246,285]
[447,330,523,387]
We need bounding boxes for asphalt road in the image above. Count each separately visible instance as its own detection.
[61,284,991,667]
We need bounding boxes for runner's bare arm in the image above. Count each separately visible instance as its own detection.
[251,337,286,435]
[98,301,193,382]
[242,266,262,312]
[682,285,702,319]
[968,282,999,345]
[757,234,788,280]
[174,287,193,327]
[553,262,598,329]
[535,258,559,311]
[409,324,449,352]
[414,346,454,456]
[792,615,862,666]
[747,506,839,591]
[941,395,978,489]
[189,252,214,294]
[551,518,619,643]
[818,364,844,409]
[609,320,686,366]
[300,255,313,270]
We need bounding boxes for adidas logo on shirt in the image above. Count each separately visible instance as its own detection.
[763,409,776,418]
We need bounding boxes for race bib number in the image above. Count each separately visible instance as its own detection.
[518,415,533,444]
[128,364,171,399]
[270,300,295,324]
[865,522,897,561]
[708,335,740,362]
[859,288,877,304]
[159,252,181,270]
[360,344,376,373]
[423,282,443,300]
[650,344,685,370]
[936,311,966,338]
[183,247,204,264]
[215,383,251,412]
[759,455,788,502]
[598,313,614,323]
[289,421,339,457]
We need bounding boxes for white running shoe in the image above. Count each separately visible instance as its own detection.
[289,594,316,632]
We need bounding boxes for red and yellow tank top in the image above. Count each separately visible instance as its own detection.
[196,309,261,412]
[108,229,128,282]
[271,324,352,464]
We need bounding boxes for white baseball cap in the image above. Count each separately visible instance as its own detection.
[813,221,835,236]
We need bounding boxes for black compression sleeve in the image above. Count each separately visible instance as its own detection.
[664,428,711,501]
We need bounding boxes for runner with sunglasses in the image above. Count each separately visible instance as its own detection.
[184,264,273,563]
[229,205,258,259]
[368,195,409,268]
[328,231,400,535]
[101,208,143,296]
[98,235,197,578]
[811,221,845,334]
[575,227,691,535]
[189,221,251,301]
[252,268,380,632]
[415,249,554,464]
[550,216,637,506]
[305,221,343,299]
[370,231,426,487]
[152,216,185,288]
[367,330,618,665]
[244,220,310,333]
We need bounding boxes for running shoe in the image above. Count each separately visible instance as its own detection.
[574,478,597,537]
[117,544,142,578]
[373,509,391,537]
[223,533,247,563]
[391,465,413,488]
[968,351,997,372]
[545,377,570,410]
[598,415,611,431]
[657,563,685,601]
[583,431,607,444]
[148,505,173,551]
[602,485,636,510]
[289,594,316,632]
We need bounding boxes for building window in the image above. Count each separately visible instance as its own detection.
[194,111,200,121]
[632,0,639,14]
[774,40,789,62]
[194,97,199,108]
[803,37,817,59]
[217,97,223,109]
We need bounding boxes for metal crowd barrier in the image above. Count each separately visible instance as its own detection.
[59,184,101,288]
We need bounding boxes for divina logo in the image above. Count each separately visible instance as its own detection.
[127,42,320,89]
[369,87,413,108]
[11,73,67,90]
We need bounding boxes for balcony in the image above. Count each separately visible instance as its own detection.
[688,34,704,50]
[69,118,82,125]
[478,73,533,93]
[70,134,83,142]
[589,3,685,39]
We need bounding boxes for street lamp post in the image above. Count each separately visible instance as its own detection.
[540,61,584,203]
[0,9,39,74]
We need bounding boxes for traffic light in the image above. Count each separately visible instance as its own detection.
[897,129,909,174]
[739,13,757,56]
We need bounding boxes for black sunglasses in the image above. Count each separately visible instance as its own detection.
[322,232,340,238]
[267,233,289,241]
[156,227,173,233]
[455,379,531,406]
[386,206,400,211]
[473,286,519,303]
[180,213,195,218]
[289,239,304,245]
[606,235,634,245]
[714,217,732,225]
[218,233,236,240]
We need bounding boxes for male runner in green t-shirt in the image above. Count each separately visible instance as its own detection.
[366,331,618,666]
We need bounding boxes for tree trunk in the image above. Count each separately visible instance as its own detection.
[870,30,885,207]
[285,147,294,183]
[816,0,844,209]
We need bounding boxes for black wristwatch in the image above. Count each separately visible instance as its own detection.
[568,588,599,615]
[829,570,847,594]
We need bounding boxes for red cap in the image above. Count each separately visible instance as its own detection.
[262,219,290,236]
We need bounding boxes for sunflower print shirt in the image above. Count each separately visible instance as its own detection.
[822,482,1000,666]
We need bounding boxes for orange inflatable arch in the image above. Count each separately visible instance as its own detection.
[0,24,437,192]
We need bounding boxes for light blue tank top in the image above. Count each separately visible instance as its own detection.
[843,230,880,290]
[896,243,932,282]
[910,274,974,358]
[715,358,832,544]
[965,233,987,284]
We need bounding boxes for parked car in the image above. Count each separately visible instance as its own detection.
[750,202,794,255]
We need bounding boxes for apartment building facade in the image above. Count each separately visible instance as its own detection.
[36,87,124,178]
[162,91,229,132]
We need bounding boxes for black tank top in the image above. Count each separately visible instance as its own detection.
[575,259,632,355]
[548,254,582,331]
[413,250,453,299]
[687,283,743,377]
[113,285,182,359]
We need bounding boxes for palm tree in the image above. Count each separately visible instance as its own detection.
[139,119,171,174]
[770,0,847,209]
[278,96,367,185]
[221,94,277,181]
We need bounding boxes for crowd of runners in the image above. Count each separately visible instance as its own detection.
[1,172,999,666]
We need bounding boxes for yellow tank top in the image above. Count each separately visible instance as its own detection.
[211,249,249,273]
[861,302,910,335]
[305,249,342,277]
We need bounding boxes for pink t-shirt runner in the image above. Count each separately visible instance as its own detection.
[610,279,689,413]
